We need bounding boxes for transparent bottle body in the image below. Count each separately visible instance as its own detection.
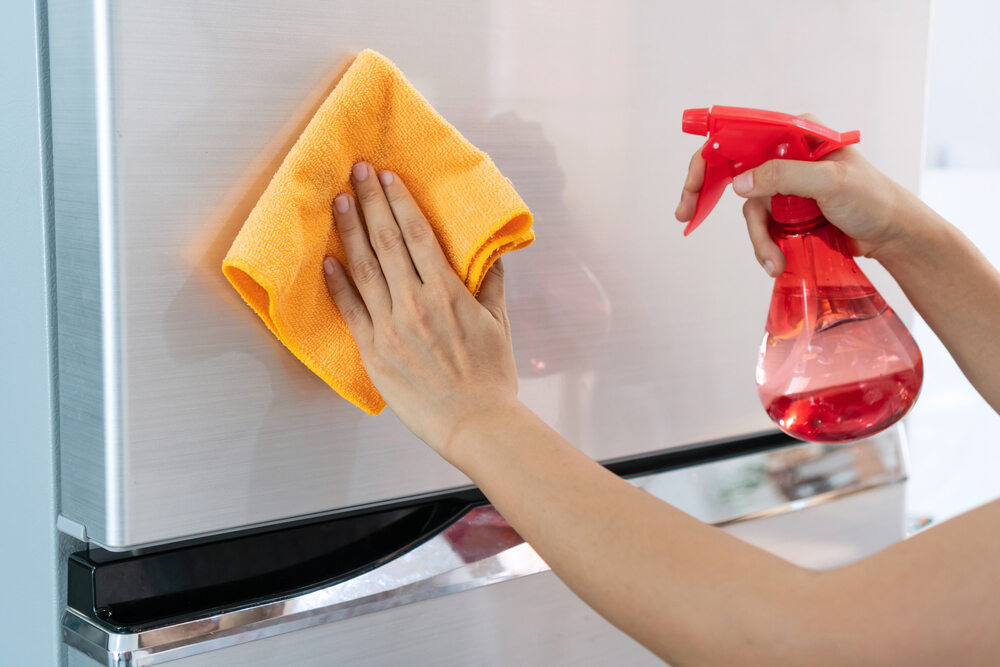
[756,218,923,443]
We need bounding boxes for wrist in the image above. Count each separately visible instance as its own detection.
[437,397,530,467]
[868,187,945,269]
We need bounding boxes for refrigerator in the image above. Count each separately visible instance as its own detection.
[48,1,929,665]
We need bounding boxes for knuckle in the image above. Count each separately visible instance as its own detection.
[398,290,425,318]
[825,161,849,196]
[372,226,404,253]
[330,280,351,300]
[336,215,362,236]
[431,279,462,307]
[358,188,382,206]
[744,200,768,231]
[420,280,448,306]
[401,216,432,242]
[487,303,508,325]
[403,296,440,337]
[408,310,433,338]
[759,160,781,189]
[408,301,429,325]
[339,302,368,325]
[377,325,403,352]
[351,258,382,285]
[383,188,405,206]
[364,352,388,377]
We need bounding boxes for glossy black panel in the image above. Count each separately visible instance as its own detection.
[67,432,793,632]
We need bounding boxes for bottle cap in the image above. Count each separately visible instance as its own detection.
[771,195,822,224]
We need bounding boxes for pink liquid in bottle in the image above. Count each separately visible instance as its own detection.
[756,215,923,443]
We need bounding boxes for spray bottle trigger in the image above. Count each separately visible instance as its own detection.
[683,171,731,236]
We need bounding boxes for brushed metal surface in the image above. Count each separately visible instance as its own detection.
[49,0,930,548]
[63,429,907,666]
[50,0,110,542]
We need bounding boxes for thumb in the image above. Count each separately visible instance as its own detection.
[477,259,507,323]
[732,159,840,202]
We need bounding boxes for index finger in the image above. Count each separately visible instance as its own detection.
[675,149,706,222]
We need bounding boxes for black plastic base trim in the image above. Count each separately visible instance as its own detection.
[67,431,794,632]
[68,496,475,633]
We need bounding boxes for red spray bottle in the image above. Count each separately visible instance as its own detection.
[682,106,922,443]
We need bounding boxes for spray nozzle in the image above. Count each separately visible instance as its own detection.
[681,106,860,236]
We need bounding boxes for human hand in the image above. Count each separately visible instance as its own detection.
[674,116,914,276]
[323,162,520,456]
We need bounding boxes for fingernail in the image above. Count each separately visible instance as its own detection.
[323,257,336,275]
[733,172,753,195]
[763,259,775,276]
[378,170,394,186]
[352,162,368,181]
[334,194,349,213]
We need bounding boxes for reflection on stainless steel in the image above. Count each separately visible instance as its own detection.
[443,505,525,563]
[475,112,613,378]
[64,427,907,666]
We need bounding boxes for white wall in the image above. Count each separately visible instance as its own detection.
[0,0,61,664]
[906,0,1000,524]
[925,0,1000,168]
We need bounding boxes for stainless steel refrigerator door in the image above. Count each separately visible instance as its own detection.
[50,0,930,548]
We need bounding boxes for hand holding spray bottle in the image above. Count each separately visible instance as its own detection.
[682,106,922,443]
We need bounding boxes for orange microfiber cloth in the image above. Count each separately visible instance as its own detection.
[222,50,534,414]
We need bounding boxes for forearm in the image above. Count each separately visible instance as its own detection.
[324,156,1000,664]
[444,403,832,666]
[873,193,1000,411]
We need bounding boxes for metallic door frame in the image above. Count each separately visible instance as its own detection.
[64,428,907,666]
